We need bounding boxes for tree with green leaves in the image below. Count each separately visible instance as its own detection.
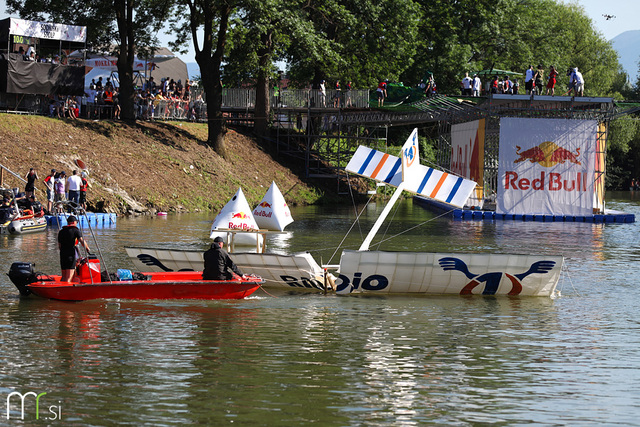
[284,0,420,89]
[223,0,291,136]
[400,0,621,97]
[168,0,235,157]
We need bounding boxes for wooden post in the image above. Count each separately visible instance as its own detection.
[323,268,327,294]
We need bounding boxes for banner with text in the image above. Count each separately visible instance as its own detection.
[497,117,597,216]
[451,119,485,208]
[9,18,86,43]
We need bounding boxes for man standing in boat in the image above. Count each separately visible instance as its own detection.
[203,236,243,280]
[58,215,90,282]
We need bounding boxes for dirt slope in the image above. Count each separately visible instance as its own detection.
[0,115,325,214]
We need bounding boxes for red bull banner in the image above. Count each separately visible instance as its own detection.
[451,119,485,208]
[497,118,597,216]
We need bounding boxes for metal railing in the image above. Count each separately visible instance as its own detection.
[219,88,370,109]
[0,87,371,120]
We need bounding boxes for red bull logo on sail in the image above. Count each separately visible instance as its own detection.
[514,141,581,167]
[231,212,250,219]
[258,202,272,208]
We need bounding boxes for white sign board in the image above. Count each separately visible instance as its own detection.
[9,18,86,43]
[497,118,597,216]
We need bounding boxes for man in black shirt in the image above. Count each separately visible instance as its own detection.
[203,236,243,280]
[58,216,90,282]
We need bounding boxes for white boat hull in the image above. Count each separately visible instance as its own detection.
[336,250,563,296]
[125,247,331,291]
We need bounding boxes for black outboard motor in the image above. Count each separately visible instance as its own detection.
[7,262,37,296]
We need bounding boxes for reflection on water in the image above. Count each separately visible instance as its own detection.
[0,194,639,424]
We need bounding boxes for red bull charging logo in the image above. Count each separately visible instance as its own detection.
[229,211,256,229]
[514,141,581,167]
[506,141,587,192]
[258,202,272,208]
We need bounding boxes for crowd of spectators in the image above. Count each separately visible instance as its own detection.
[133,76,206,121]
[44,75,206,121]
[460,64,586,98]
[15,44,83,66]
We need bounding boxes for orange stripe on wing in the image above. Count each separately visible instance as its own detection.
[430,172,449,198]
[370,153,389,179]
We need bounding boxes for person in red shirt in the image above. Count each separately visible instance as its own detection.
[79,172,88,210]
[377,80,387,107]
[546,65,559,96]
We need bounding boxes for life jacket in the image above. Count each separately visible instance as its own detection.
[378,81,387,91]
[80,178,88,192]
[104,90,113,102]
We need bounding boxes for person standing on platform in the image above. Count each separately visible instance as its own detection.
[472,75,481,97]
[525,65,535,94]
[461,72,472,96]
[546,65,559,96]
[377,79,387,107]
[319,80,326,107]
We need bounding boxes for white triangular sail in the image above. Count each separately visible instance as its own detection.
[252,181,294,231]
[210,187,260,238]
[345,129,477,208]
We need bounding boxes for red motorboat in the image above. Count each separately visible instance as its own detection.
[8,257,263,301]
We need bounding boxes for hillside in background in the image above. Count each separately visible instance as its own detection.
[612,31,639,83]
[0,116,331,214]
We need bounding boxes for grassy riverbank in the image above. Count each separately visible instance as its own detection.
[0,115,348,214]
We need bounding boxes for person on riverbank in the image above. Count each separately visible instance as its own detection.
[58,215,90,282]
[54,171,66,213]
[203,236,243,280]
[24,168,38,198]
[67,170,82,206]
[79,172,88,210]
[43,169,56,214]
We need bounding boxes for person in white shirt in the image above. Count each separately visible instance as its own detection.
[571,67,584,97]
[67,170,83,206]
[461,72,472,96]
[525,65,535,94]
[472,75,481,97]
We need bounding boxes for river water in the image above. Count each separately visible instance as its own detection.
[1,193,639,425]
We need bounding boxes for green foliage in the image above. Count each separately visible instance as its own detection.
[400,0,621,96]
[285,0,420,88]
[607,116,640,190]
